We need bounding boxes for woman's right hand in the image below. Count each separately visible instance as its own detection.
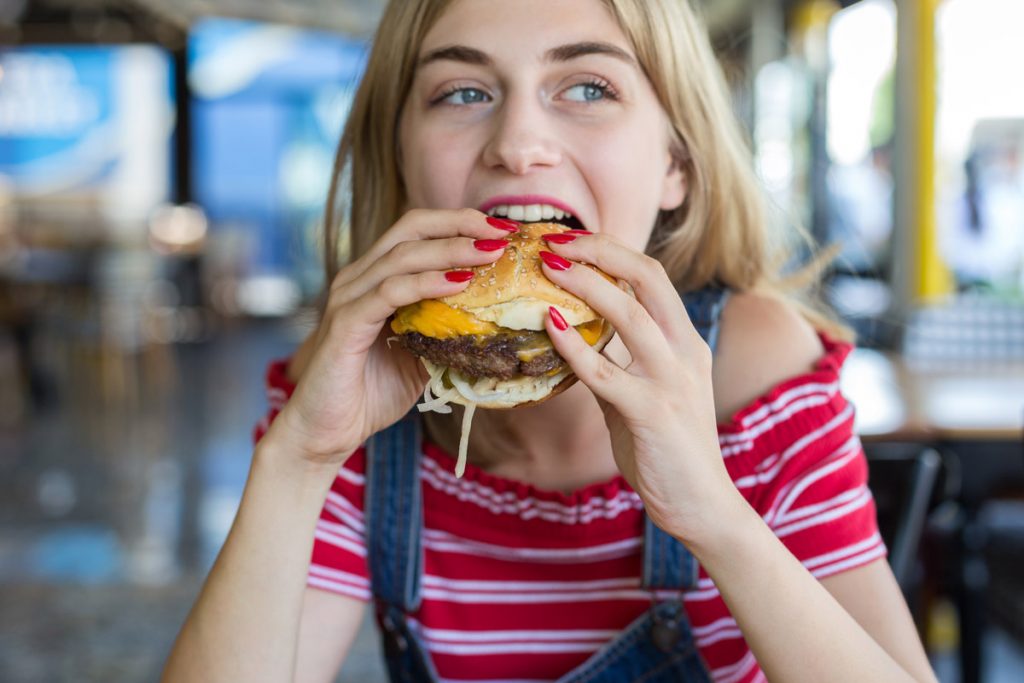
[263,208,517,468]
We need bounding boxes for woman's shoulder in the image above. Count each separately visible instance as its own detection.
[711,292,860,508]
[712,290,836,425]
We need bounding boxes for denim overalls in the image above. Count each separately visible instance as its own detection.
[364,287,730,682]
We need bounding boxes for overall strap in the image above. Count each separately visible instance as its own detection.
[642,285,729,593]
[682,286,731,354]
[365,411,425,612]
[642,516,700,590]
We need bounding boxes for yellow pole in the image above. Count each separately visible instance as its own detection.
[913,0,954,301]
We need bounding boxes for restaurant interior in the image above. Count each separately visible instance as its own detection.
[1,0,1022,681]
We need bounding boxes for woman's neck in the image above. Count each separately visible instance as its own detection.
[423,381,619,493]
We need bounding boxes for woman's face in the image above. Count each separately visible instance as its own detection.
[398,0,686,251]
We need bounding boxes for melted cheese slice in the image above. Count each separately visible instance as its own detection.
[391,300,500,338]
[392,300,604,347]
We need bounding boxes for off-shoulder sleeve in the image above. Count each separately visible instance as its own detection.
[254,359,372,601]
[253,359,295,444]
[717,336,887,579]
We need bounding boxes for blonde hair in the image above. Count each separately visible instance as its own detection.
[324,0,850,339]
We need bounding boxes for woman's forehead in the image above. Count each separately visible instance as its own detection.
[420,0,634,61]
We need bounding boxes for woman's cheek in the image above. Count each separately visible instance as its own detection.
[421,168,469,209]
[404,137,466,208]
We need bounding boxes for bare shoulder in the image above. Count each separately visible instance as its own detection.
[711,291,826,423]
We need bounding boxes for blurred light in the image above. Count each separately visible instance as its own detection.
[189,25,299,99]
[37,468,77,518]
[938,0,1024,161]
[828,275,892,318]
[827,0,896,165]
[754,59,802,232]
[126,458,182,585]
[236,275,301,317]
[841,348,907,436]
[0,52,102,137]
[30,525,123,583]
[199,487,243,567]
[280,142,332,208]
[148,203,208,254]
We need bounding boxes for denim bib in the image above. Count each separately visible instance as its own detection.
[365,287,729,682]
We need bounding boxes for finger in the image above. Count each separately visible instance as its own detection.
[335,270,479,339]
[540,252,671,372]
[545,305,638,401]
[333,209,518,291]
[332,235,510,307]
[540,232,692,346]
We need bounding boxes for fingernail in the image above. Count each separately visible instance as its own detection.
[445,270,475,283]
[486,216,519,232]
[542,233,578,244]
[549,306,569,331]
[570,230,593,235]
[539,250,572,271]
[474,239,509,252]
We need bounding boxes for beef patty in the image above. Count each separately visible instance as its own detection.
[397,330,566,380]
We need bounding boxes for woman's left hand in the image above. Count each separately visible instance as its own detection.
[540,231,744,546]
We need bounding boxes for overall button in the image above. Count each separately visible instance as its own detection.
[380,613,410,652]
[651,617,683,653]
[381,613,397,632]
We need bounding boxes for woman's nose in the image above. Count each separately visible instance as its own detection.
[481,99,562,175]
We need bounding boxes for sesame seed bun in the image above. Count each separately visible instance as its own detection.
[440,222,611,330]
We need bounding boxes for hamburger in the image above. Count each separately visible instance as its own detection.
[388,222,617,475]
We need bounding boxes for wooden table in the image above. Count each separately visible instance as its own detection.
[842,348,1024,441]
[841,349,1024,683]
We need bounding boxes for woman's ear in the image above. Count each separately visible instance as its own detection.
[659,150,687,212]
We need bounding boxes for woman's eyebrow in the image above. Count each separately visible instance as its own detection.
[545,41,637,68]
[417,41,637,69]
[418,45,491,68]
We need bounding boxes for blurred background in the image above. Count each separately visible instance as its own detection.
[0,0,1022,681]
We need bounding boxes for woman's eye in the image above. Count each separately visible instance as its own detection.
[563,82,611,103]
[438,87,490,106]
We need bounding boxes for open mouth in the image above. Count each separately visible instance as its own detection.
[485,203,587,231]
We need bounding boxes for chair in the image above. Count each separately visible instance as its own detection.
[864,443,943,594]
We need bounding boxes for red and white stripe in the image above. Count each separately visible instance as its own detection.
[256,336,884,683]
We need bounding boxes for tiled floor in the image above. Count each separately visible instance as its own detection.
[0,316,1020,682]
[0,317,387,682]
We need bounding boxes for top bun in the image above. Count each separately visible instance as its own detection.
[441,222,608,330]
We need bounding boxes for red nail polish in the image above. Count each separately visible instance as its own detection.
[542,233,578,244]
[474,239,508,251]
[549,306,569,331]
[539,251,572,271]
[486,216,519,232]
[445,270,475,283]
[571,230,593,235]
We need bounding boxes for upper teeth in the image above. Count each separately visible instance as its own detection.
[487,204,571,223]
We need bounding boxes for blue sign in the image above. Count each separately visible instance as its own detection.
[0,46,172,195]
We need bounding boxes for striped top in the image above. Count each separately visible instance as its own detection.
[255,334,884,683]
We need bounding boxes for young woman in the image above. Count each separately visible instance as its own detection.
[163,1,938,681]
